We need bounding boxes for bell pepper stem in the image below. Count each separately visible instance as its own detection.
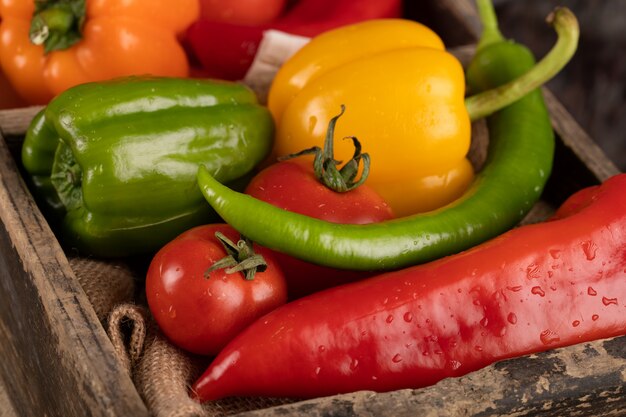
[30,8,72,45]
[29,0,86,53]
[465,5,579,121]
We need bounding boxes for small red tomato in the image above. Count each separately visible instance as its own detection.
[245,106,394,299]
[145,224,287,356]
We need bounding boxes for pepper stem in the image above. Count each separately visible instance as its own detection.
[278,105,371,193]
[204,232,267,281]
[30,0,86,54]
[465,5,579,121]
[475,0,504,50]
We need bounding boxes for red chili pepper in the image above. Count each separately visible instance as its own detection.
[185,0,402,80]
[192,174,626,401]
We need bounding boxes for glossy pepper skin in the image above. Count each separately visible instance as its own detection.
[267,19,473,216]
[185,0,402,81]
[0,0,199,104]
[21,76,273,258]
[193,173,626,401]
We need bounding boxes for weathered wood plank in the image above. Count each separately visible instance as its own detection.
[0,106,43,137]
[0,130,149,417]
[0,376,17,417]
[234,336,625,417]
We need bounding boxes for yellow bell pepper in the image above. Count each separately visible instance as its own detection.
[267,19,473,217]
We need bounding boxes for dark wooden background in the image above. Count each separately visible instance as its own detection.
[495,0,626,171]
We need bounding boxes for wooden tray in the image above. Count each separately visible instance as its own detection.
[0,1,623,416]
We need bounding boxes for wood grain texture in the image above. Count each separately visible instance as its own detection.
[0,106,43,137]
[0,130,149,417]
[234,336,626,417]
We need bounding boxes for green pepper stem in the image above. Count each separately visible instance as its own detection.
[30,0,86,54]
[465,6,579,121]
[475,0,504,50]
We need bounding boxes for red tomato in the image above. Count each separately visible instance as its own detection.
[145,224,287,356]
[199,0,287,26]
[245,158,394,299]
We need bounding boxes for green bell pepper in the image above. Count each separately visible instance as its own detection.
[22,76,273,258]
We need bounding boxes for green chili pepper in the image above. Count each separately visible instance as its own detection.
[22,76,273,257]
[197,4,579,271]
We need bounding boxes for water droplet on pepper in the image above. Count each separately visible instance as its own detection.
[602,297,618,306]
[507,313,518,324]
[581,240,598,260]
[540,329,560,345]
[531,286,545,297]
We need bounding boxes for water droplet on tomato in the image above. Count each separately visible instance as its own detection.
[507,313,518,324]
[588,287,597,296]
[480,317,489,327]
[386,315,394,323]
[473,299,481,306]
[531,286,546,297]
[318,345,326,353]
[549,285,557,291]
[547,271,554,278]
[540,330,560,345]
[549,249,561,259]
[314,366,321,375]
[602,297,618,306]
[350,358,359,371]
[392,354,403,363]
[403,312,413,323]
[592,314,599,321]
[572,320,580,327]
[168,306,176,318]
[507,285,523,292]
[474,345,483,352]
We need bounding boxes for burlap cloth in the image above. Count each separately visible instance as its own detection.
[70,256,295,417]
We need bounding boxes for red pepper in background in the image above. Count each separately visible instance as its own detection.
[192,174,626,401]
[199,0,287,26]
[185,0,403,80]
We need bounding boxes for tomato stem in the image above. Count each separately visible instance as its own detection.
[205,232,267,280]
[278,105,371,193]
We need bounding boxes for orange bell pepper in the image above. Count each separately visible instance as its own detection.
[0,0,200,105]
